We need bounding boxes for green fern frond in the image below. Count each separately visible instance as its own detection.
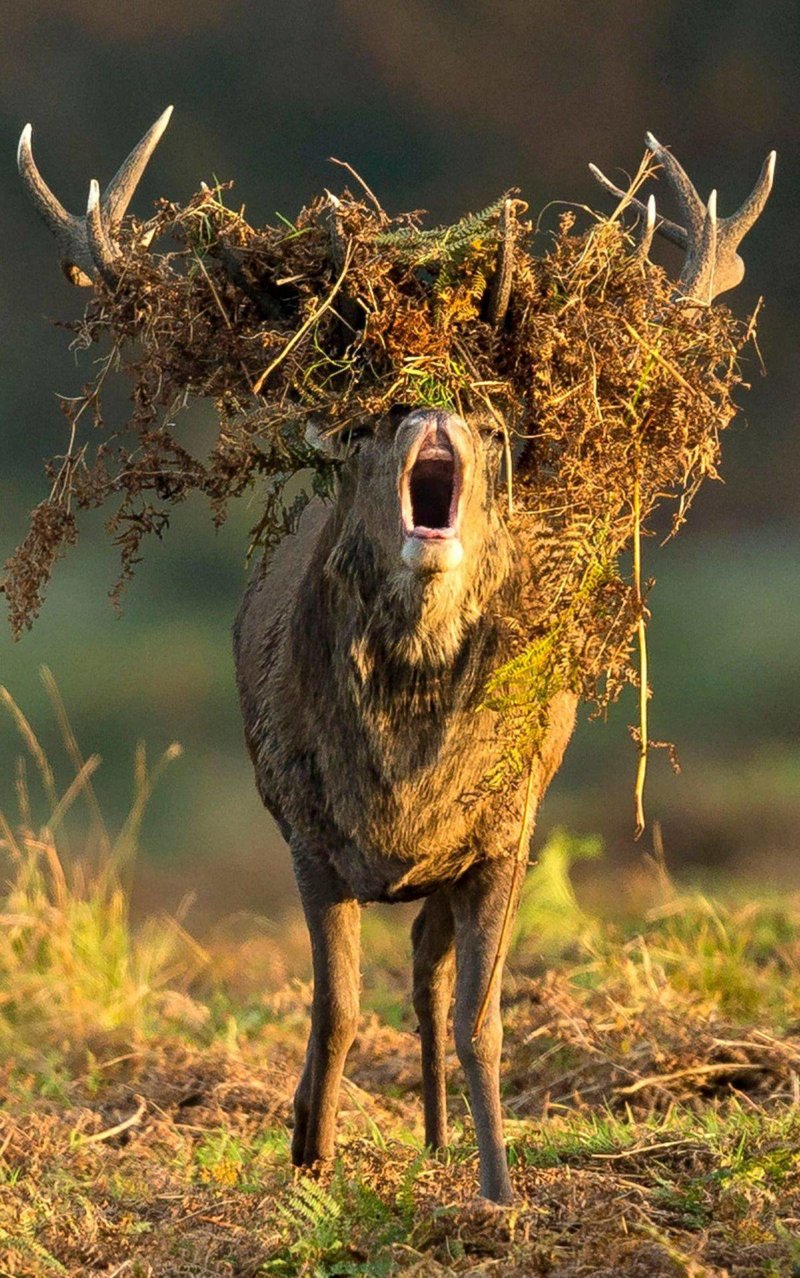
[375,197,507,266]
[482,629,561,709]
[0,1224,69,1275]
[278,1175,342,1233]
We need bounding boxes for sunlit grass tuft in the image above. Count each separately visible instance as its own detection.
[0,672,207,1067]
[512,826,800,1027]
[513,827,603,959]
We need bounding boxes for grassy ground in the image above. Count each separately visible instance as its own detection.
[1,694,800,1276]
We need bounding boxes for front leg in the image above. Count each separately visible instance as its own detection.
[450,856,523,1204]
[411,890,455,1150]
[291,842,361,1165]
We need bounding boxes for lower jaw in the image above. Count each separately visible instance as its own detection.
[401,535,464,574]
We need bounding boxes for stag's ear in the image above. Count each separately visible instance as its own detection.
[387,403,413,430]
[304,421,371,457]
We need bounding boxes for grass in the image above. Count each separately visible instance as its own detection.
[1,688,800,1275]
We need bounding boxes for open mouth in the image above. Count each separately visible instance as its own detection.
[401,429,461,540]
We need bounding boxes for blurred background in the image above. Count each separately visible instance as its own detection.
[0,0,797,929]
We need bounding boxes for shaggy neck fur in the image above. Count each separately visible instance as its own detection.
[324,506,514,672]
[307,508,519,790]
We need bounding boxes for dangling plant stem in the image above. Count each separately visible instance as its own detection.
[633,474,648,838]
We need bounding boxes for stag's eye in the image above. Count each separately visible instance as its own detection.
[345,425,374,447]
[475,415,506,443]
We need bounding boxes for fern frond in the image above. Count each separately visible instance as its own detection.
[375,197,508,266]
[278,1175,342,1232]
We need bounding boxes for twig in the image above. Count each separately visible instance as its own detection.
[74,1096,146,1146]
[50,340,121,505]
[620,318,712,404]
[617,1062,764,1096]
[589,1138,700,1160]
[252,243,354,394]
[633,475,648,839]
[328,157,386,221]
[744,295,766,375]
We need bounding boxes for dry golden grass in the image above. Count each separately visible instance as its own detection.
[1,690,799,1276]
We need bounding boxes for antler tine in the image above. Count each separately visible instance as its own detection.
[721,149,776,241]
[17,123,94,285]
[17,124,73,234]
[16,108,173,286]
[588,162,688,249]
[645,132,706,237]
[632,194,657,264]
[103,104,173,225]
[87,179,122,288]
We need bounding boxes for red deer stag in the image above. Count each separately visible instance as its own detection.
[17,115,774,1202]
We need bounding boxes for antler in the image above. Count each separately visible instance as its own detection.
[17,106,173,287]
[589,132,776,305]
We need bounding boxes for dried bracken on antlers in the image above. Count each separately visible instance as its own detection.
[16,106,173,286]
[590,132,776,304]
[6,109,766,791]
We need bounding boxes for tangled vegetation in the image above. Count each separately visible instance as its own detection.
[3,164,753,816]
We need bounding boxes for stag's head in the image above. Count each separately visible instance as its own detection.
[323,407,512,658]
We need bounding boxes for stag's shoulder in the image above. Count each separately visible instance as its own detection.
[233,498,333,703]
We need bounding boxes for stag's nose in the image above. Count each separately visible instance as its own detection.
[416,421,455,462]
[399,409,472,462]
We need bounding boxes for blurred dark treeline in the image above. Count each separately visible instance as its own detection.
[0,1,798,922]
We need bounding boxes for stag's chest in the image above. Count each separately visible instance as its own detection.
[322,704,506,900]
[304,633,513,899]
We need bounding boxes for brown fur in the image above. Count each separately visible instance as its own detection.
[234,409,576,1201]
